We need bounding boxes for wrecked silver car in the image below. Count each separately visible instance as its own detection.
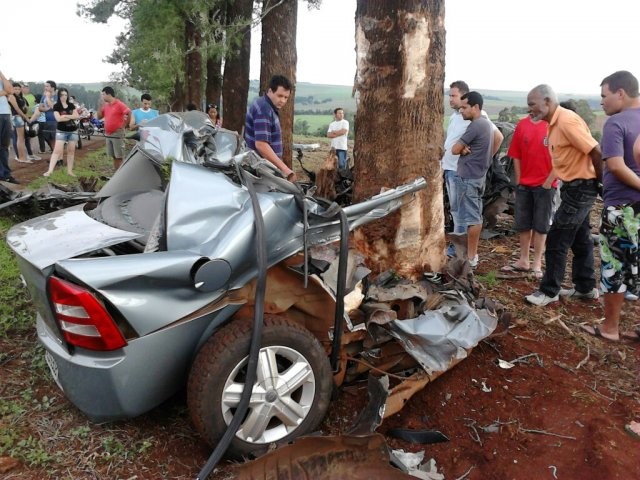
[6,111,497,459]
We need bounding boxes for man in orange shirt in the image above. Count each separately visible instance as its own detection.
[524,84,602,306]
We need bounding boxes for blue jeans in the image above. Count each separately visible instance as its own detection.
[444,169,466,234]
[539,180,597,296]
[0,114,12,179]
[336,149,347,169]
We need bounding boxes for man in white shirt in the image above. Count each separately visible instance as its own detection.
[327,107,349,169]
[442,80,503,257]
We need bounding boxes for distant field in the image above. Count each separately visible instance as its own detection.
[294,113,332,132]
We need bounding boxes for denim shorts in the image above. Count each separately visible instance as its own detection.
[56,130,79,143]
[514,185,556,233]
[455,176,485,228]
[11,116,25,128]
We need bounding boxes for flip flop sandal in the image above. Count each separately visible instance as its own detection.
[621,327,640,342]
[500,263,530,273]
[580,324,619,342]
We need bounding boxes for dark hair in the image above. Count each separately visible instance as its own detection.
[207,103,218,110]
[600,70,639,98]
[333,107,344,114]
[102,86,115,96]
[34,93,42,103]
[449,80,470,94]
[45,80,57,89]
[55,88,71,109]
[186,102,198,111]
[461,91,483,109]
[141,93,152,101]
[269,75,292,92]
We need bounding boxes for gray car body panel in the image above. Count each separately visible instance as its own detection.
[6,111,427,421]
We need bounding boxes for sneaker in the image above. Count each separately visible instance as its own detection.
[468,255,479,268]
[446,244,456,258]
[3,176,20,184]
[28,154,42,161]
[16,158,33,164]
[525,290,559,306]
[558,287,599,300]
[624,291,639,301]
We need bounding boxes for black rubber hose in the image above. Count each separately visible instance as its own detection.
[196,168,268,480]
[329,208,349,371]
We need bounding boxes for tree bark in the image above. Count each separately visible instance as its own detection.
[185,18,204,110]
[205,4,226,109]
[259,0,298,166]
[222,0,252,134]
[353,0,446,278]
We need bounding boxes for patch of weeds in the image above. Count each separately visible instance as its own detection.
[0,398,26,417]
[475,270,499,288]
[10,435,58,467]
[32,394,55,412]
[101,435,126,458]
[0,428,20,453]
[29,343,50,379]
[70,425,92,438]
[0,217,35,335]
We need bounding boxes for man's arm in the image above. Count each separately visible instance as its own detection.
[327,128,347,138]
[451,141,470,156]
[255,140,297,181]
[0,69,12,95]
[512,157,521,185]
[491,128,504,157]
[7,95,29,121]
[604,156,640,191]
[589,145,603,181]
[129,111,138,130]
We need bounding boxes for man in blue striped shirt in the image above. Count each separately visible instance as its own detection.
[245,75,296,181]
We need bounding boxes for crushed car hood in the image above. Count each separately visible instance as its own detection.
[6,204,140,270]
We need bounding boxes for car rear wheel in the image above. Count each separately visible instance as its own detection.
[187,315,333,459]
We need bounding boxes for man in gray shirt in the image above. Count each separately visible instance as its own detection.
[451,91,493,268]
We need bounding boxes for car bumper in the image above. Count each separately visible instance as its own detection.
[36,310,226,422]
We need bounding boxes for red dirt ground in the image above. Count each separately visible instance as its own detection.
[1,140,639,479]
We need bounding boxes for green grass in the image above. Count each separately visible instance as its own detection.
[475,270,499,288]
[0,148,115,336]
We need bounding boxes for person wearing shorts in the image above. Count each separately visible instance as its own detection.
[43,88,80,177]
[451,91,495,268]
[501,115,557,277]
[580,71,640,341]
[98,86,130,170]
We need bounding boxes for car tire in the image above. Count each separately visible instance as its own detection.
[187,314,333,459]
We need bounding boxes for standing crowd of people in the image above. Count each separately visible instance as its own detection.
[0,67,163,183]
[439,72,640,346]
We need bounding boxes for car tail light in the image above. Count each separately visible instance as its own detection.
[48,276,127,351]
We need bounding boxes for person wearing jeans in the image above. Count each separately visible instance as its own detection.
[0,69,18,183]
[524,84,602,306]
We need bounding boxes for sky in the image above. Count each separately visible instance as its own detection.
[2,0,639,97]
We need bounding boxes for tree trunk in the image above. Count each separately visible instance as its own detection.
[222,0,252,134]
[259,0,298,166]
[185,18,203,109]
[353,0,446,278]
[205,5,226,109]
